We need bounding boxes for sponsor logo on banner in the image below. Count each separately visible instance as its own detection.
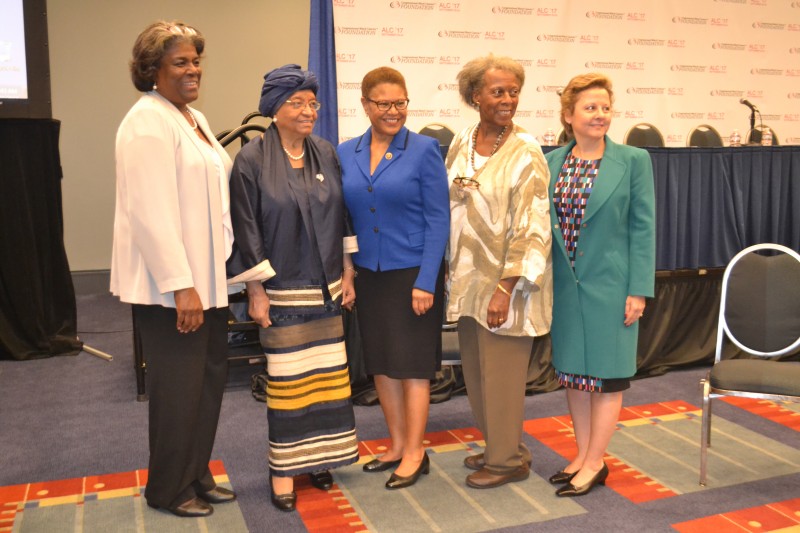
[537,7,558,16]
[382,27,405,37]
[389,1,435,10]
[536,109,555,118]
[789,24,800,31]
[336,53,356,63]
[671,65,706,72]
[711,18,729,26]
[627,87,666,95]
[408,109,436,118]
[748,44,767,53]
[537,34,577,43]
[333,0,355,7]
[338,108,358,117]
[707,112,725,120]
[788,69,800,75]
[514,110,532,118]
[791,50,800,55]
[714,0,745,3]
[439,56,460,65]
[751,68,783,75]
[439,109,460,118]
[438,3,461,12]
[492,6,534,15]
[750,0,767,6]
[747,90,764,98]
[667,134,683,143]
[752,22,785,29]
[628,38,666,46]
[669,88,684,96]
[787,137,800,144]
[667,40,686,48]
[438,30,481,39]
[437,83,459,91]
[761,114,781,121]
[335,26,378,35]
[671,112,705,119]
[586,11,624,19]
[586,61,623,69]
[581,35,600,44]
[536,86,563,93]
[712,43,746,51]
[391,56,435,64]
[338,81,362,90]
[709,65,728,74]
[514,59,534,67]
[711,89,745,97]
[625,110,645,119]
[672,17,708,24]
[787,92,800,98]
[627,12,646,21]
[538,59,557,67]
[626,62,645,70]
[485,31,505,40]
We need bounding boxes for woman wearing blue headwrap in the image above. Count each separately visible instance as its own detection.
[227,64,359,512]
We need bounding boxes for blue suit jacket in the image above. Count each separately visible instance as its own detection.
[337,126,450,293]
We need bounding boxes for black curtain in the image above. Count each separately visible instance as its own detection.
[0,119,81,360]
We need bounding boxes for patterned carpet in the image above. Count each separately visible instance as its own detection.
[1,399,797,533]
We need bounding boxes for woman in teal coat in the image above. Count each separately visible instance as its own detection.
[545,73,655,497]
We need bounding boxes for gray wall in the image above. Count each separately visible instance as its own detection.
[48,1,310,271]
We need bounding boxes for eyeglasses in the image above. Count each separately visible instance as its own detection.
[453,176,480,190]
[366,99,410,111]
[284,100,322,111]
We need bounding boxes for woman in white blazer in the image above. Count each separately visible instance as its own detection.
[111,21,235,518]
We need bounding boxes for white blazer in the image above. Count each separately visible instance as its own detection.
[110,92,233,309]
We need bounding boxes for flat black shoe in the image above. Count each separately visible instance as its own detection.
[548,470,578,485]
[198,486,236,504]
[385,453,430,490]
[147,497,213,517]
[363,457,402,473]
[308,470,333,491]
[555,463,609,497]
[270,491,297,512]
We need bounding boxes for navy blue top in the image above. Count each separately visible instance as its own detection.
[337,126,450,293]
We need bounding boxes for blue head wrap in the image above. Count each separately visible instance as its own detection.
[258,64,319,118]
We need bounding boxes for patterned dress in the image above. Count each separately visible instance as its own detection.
[553,153,628,393]
[227,127,359,477]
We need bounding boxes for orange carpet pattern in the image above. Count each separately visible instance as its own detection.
[673,496,800,532]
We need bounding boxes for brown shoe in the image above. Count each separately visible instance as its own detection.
[466,465,530,489]
[464,453,532,471]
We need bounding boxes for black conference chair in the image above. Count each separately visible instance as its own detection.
[419,123,455,159]
[623,123,665,147]
[698,243,800,485]
[745,126,779,146]
[686,125,723,147]
[556,128,571,146]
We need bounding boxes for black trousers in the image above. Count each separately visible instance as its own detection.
[133,304,229,508]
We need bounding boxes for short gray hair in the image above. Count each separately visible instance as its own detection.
[456,54,525,107]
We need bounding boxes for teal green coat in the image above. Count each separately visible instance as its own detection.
[546,137,655,379]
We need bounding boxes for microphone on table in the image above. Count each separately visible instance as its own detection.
[739,98,759,112]
[739,98,760,139]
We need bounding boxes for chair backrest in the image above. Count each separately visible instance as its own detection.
[419,123,455,159]
[556,128,571,146]
[686,125,723,147]
[623,123,665,147]
[716,243,800,361]
[745,126,779,146]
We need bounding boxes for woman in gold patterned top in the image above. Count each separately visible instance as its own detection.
[446,55,553,489]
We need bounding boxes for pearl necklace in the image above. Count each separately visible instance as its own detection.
[184,108,198,130]
[282,145,305,161]
[470,124,508,171]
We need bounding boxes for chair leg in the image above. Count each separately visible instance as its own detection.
[699,378,711,486]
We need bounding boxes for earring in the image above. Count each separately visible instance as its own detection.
[153,82,158,90]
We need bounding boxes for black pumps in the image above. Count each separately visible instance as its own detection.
[363,457,402,473]
[385,453,430,489]
[309,470,334,491]
[548,469,578,485]
[555,463,609,497]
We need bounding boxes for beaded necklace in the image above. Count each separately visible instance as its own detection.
[184,108,198,130]
[282,145,305,161]
[470,124,508,172]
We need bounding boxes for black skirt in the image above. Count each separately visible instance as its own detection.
[354,264,445,380]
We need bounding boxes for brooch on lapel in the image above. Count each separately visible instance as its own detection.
[316,174,324,182]
[385,152,393,160]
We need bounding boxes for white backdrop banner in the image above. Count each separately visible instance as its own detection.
[332,0,800,146]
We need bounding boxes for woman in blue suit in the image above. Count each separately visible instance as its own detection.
[338,67,450,490]
[545,73,655,497]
